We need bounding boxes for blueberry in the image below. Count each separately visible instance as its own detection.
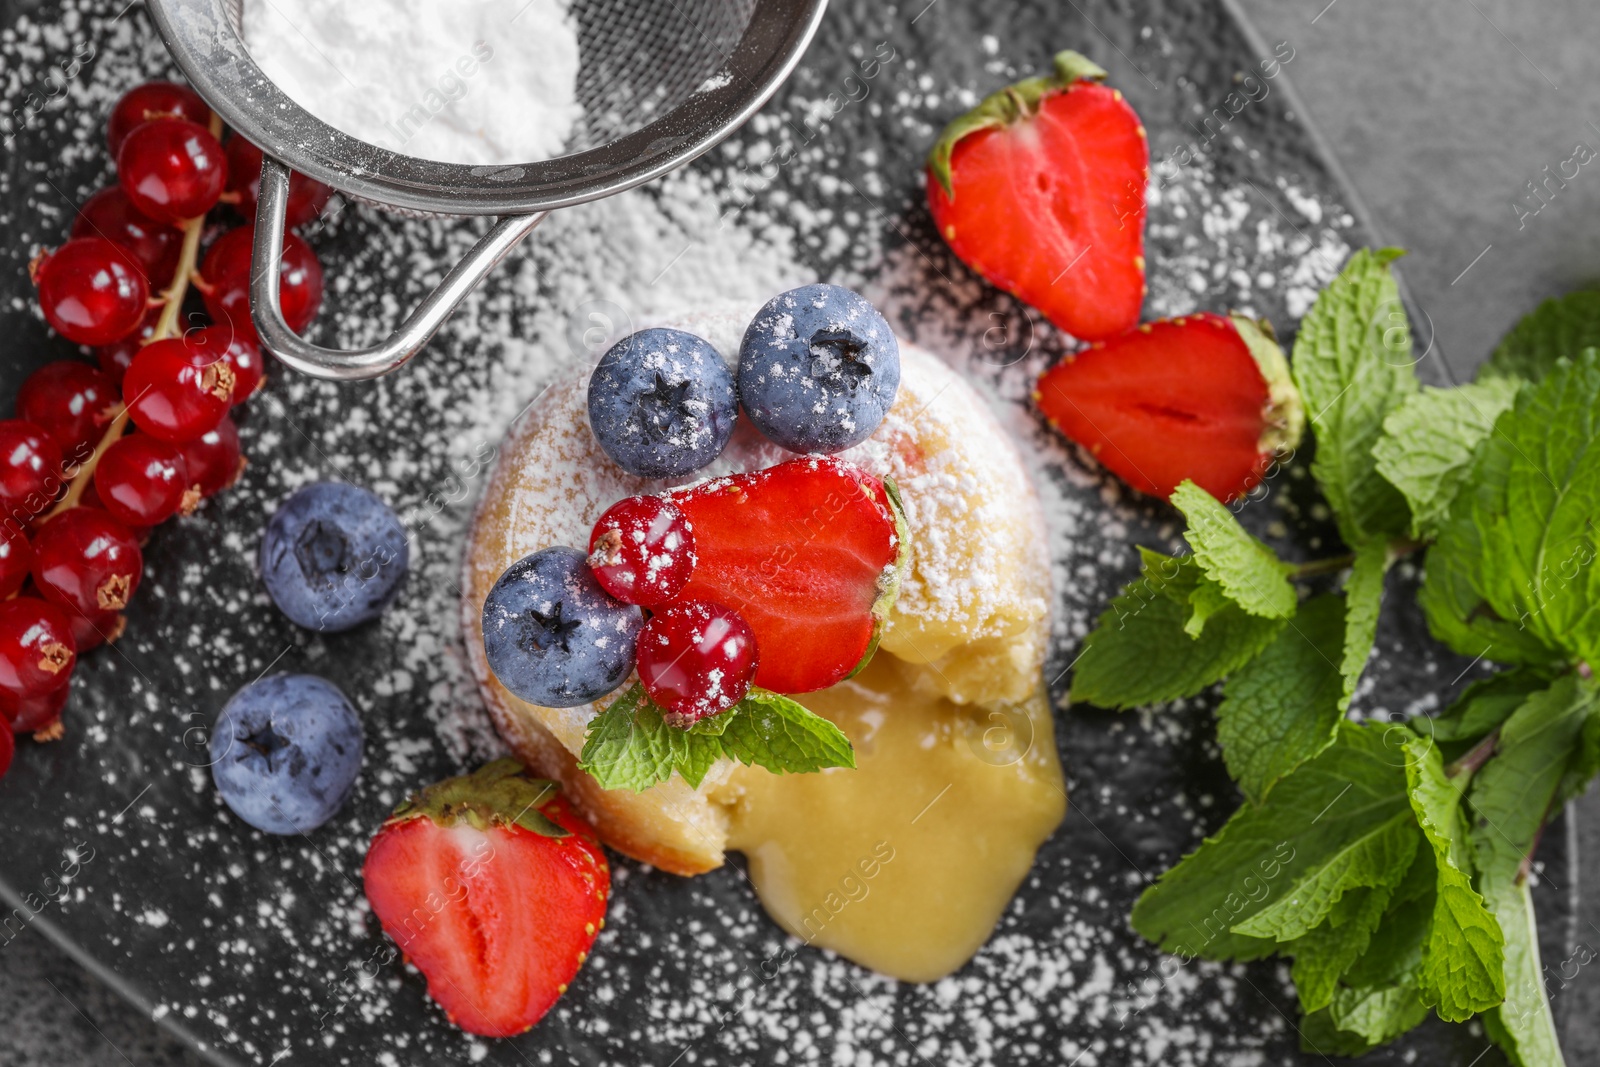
[482,546,642,708]
[260,482,409,632]
[210,674,363,835]
[738,284,901,453]
[587,327,737,479]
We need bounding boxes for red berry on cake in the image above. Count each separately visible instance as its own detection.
[926,50,1147,342]
[363,760,609,1037]
[1033,312,1304,502]
[637,600,758,726]
[586,495,696,606]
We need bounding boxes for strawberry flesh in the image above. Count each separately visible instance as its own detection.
[664,456,904,695]
[927,51,1147,341]
[363,763,608,1038]
[1035,313,1301,503]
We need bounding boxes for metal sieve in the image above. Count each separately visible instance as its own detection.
[145,0,827,380]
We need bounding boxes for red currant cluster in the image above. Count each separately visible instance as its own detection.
[1,80,331,761]
[586,496,758,726]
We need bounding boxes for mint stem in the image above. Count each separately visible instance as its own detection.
[1290,553,1355,578]
[1446,727,1501,780]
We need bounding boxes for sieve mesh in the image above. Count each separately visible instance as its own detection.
[567,0,757,152]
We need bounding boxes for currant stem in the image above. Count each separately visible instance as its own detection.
[47,115,219,521]
[47,405,132,516]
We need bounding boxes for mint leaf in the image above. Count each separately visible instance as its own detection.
[578,684,685,792]
[1341,539,1389,709]
[1172,480,1296,618]
[1290,885,1393,1013]
[716,689,855,775]
[1069,551,1285,709]
[1469,674,1594,1067]
[1343,847,1435,988]
[1404,735,1505,1020]
[1298,853,1435,1054]
[1231,813,1417,943]
[1434,351,1600,667]
[1184,577,1234,638]
[1373,379,1521,540]
[1423,668,1556,746]
[1482,289,1600,384]
[1484,883,1565,1067]
[1328,983,1430,1047]
[1419,516,1567,668]
[1131,722,1417,960]
[1216,594,1345,803]
[1291,248,1419,545]
[579,685,854,792]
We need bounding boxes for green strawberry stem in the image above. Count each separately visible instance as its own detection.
[390,758,570,838]
[927,49,1109,198]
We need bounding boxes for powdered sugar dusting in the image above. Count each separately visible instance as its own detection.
[0,5,1437,1067]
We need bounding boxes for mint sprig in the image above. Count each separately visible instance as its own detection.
[1070,250,1600,1065]
[576,683,854,793]
[1291,246,1419,545]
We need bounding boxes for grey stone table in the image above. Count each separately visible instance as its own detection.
[4,0,1600,1064]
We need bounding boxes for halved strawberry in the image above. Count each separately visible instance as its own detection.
[664,456,907,694]
[362,760,609,1038]
[1034,312,1304,502]
[926,50,1147,341]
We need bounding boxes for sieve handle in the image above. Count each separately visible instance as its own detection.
[250,157,547,381]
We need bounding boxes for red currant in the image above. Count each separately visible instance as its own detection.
[78,478,153,546]
[0,596,76,699]
[0,525,33,600]
[17,360,118,456]
[33,237,151,346]
[0,709,13,769]
[198,226,324,337]
[32,507,143,616]
[123,335,234,442]
[637,600,759,725]
[185,323,263,403]
[0,420,65,521]
[106,80,210,156]
[223,136,333,228]
[2,681,70,736]
[95,433,193,527]
[117,119,228,225]
[94,308,159,388]
[178,416,243,497]
[65,609,124,654]
[71,187,181,282]
[587,495,697,606]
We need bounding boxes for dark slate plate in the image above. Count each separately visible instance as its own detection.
[0,1,1574,1065]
